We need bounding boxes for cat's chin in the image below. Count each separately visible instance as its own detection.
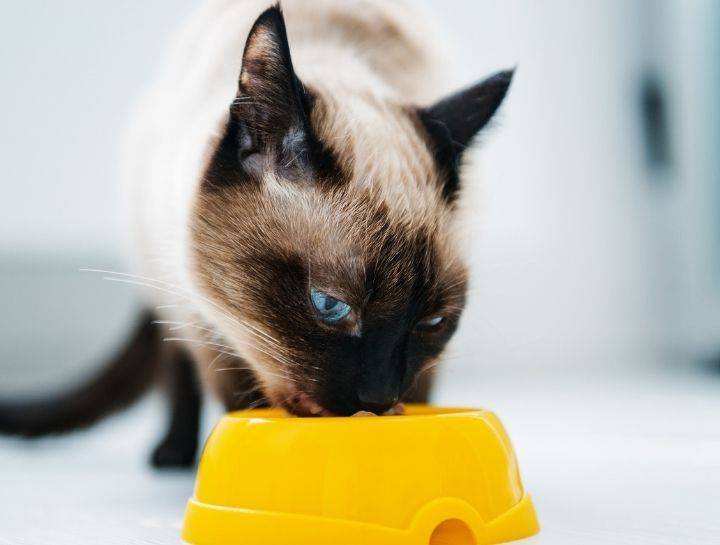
[286,392,337,417]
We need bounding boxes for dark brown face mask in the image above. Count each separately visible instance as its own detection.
[191,6,511,416]
[191,185,468,416]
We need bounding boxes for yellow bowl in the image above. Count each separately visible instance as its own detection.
[182,405,539,545]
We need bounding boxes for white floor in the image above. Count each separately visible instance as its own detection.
[1,364,719,545]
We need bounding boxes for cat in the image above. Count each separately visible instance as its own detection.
[0,0,512,467]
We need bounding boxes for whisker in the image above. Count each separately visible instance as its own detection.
[163,336,238,352]
[154,320,220,336]
[83,269,284,350]
[250,345,297,370]
[245,397,270,410]
[207,351,230,373]
[215,367,293,384]
[84,269,303,379]
[162,338,247,364]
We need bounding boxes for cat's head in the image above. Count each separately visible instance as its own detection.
[190,6,512,415]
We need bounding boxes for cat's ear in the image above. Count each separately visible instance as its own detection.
[228,5,323,177]
[420,69,514,200]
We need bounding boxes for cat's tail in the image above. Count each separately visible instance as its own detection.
[0,311,162,437]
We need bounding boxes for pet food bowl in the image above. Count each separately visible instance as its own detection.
[182,405,539,545]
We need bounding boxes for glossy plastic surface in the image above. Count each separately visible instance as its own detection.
[182,405,539,544]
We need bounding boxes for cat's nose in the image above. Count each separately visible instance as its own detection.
[356,388,399,415]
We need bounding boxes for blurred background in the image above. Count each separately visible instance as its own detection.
[1,0,718,387]
[0,1,719,543]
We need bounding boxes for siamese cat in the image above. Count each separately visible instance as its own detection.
[0,0,512,467]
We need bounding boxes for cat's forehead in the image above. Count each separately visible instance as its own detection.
[260,179,450,253]
[261,181,462,291]
[306,85,444,217]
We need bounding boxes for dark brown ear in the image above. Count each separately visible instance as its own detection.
[420,69,514,200]
[225,5,338,180]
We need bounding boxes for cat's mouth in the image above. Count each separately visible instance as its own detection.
[289,392,336,417]
[285,392,405,417]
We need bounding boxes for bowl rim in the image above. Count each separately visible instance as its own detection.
[222,404,487,424]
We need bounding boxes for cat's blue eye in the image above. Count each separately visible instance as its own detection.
[416,316,445,331]
[310,289,352,322]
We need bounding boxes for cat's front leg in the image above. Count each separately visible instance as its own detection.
[151,349,202,468]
